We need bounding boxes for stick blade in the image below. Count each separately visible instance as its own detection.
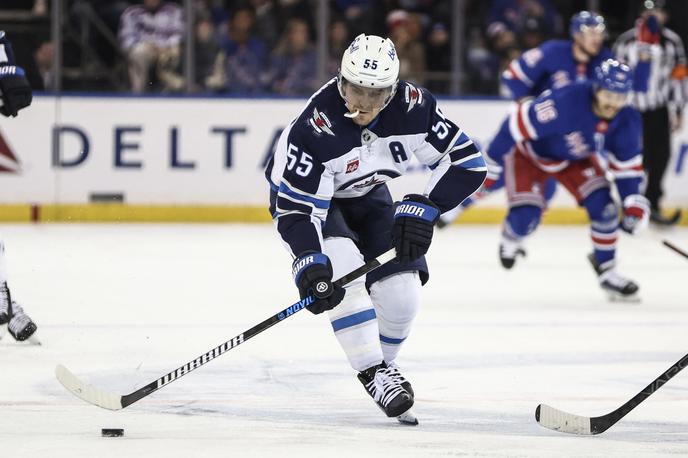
[535,404,593,435]
[55,364,123,411]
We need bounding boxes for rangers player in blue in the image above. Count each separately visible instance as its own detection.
[265,34,486,423]
[439,11,649,227]
[496,59,647,300]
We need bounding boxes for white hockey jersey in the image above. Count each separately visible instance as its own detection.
[266,78,487,255]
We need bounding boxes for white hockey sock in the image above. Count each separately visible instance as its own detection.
[327,284,383,372]
[323,237,383,372]
[369,272,422,363]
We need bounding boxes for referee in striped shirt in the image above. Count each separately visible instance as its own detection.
[614,0,687,224]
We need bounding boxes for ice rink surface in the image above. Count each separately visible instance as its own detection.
[0,223,687,457]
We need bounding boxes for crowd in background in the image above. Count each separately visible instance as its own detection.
[1,0,687,96]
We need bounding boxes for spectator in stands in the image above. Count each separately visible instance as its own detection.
[220,5,268,94]
[194,16,225,92]
[425,22,450,93]
[267,18,317,95]
[387,10,426,86]
[487,0,560,42]
[486,0,561,83]
[32,40,54,91]
[249,0,281,49]
[118,0,184,93]
[327,17,351,77]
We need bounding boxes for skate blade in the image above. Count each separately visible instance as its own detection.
[606,291,641,303]
[397,409,419,426]
[26,334,42,346]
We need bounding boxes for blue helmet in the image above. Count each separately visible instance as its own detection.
[569,11,606,37]
[593,59,633,93]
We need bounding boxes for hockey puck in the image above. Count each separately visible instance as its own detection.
[101,428,124,437]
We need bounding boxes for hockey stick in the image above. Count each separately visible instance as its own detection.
[56,248,397,410]
[536,352,688,435]
[662,239,688,260]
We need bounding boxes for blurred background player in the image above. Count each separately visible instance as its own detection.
[614,0,687,225]
[0,31,38,343]
[495,59,647,301]
[265,34,486,422]
[438,11,650,227]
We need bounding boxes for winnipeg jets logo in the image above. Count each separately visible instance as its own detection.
[349,36,360,54]
[309,108,335,136]
[404,83,423,112]
[352,174,387,189]
[346,158,360,173]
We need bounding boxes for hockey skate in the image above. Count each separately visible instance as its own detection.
[587,254,640,302]
[499,237,526,269]
[0,286,8,341]
[386,361,414,399]
[8,302,38,342]
[357,362,417,425]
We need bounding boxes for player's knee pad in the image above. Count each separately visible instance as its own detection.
[506,205,542,237]
[584,188,618,229]
[369,271,422,339]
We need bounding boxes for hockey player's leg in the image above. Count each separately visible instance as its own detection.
[500,205,541,269]
[0,238,38,343]
[322,237,413,418]
[583,189,639,301]
[369,271,422,398]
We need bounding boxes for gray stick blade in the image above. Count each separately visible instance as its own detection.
[535,404,593,435]
[55,364,123,411]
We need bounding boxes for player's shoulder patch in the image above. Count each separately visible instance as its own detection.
[308,107,335,136]
[402,82,424,113]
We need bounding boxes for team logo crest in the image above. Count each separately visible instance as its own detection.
[404,83,423,112]
[346,158,360,173]
[0,129,21,173]
[309,108,335,136]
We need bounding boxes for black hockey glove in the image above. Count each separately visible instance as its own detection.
[292,251,345,315]
[0,32,32,117]
[392,194,440,264]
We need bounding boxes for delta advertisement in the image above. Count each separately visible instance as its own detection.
[0,96,686,211]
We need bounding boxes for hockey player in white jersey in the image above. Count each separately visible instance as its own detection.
[0,31,38,344]
[266,34,487,422]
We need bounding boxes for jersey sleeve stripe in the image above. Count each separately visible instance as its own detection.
[278,181,331,209]
[507,61,534,87]
[451,152,487,170]
[448,142,480,162]
[608,154,643,169]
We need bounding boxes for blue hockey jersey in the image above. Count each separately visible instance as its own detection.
[266,78,487,256]
[507,81,644,200]
[502,39,648,99]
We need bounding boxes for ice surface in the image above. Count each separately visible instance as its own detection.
[1,223,687,457]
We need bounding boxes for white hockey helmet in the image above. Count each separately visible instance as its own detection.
[337,34,400,113]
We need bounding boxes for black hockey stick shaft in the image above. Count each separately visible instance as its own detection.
[590,353,688,433]
[662,240,688,260]
[119,248,397,408]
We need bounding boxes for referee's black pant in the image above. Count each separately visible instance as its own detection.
[641,106,671,211]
